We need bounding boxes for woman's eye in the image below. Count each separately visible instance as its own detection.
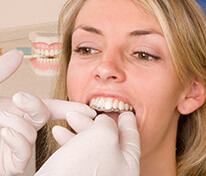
[74,47,99,55]
[133,51,160,61]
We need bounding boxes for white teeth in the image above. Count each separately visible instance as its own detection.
[36,57,60,64]
[105,98,113,111]
[98,98,104,110]
[125,103,129,111]
[89,98,95,106]
[34,48,60,57]
[113,99,118,111]
[37,49,41,54]
[55,50,59,55]
[89,97,134,113]
[45,50,49,56]
[50,50,55,57]
[119,101,124,111]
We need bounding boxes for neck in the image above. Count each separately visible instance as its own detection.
[140,115,179,176]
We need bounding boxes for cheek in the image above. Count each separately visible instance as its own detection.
[131,71,182,157]
[139,71,181,125]
[67,62,87,101]
[131,65,182,114]
[66,65,75,100]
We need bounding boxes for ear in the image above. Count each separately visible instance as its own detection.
[177,80,206,115]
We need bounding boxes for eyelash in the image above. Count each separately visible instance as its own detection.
[132,51,160,61]
[73,46,160,61]
[73,46,99,55]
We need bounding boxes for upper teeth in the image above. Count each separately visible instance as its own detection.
[89,97,134,113]
[35,49,60,57]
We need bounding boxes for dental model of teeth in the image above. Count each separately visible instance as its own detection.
[89,97,134,113]
[28,31,62,76]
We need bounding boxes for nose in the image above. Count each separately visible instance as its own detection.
[93,50,126,83]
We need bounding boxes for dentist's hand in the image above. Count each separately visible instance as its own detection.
[0,50,25,176]
[0,50,23,83]
[0,92,96,176]
[0,49,48,176]
[35,112,140,176]
[0,93,50,176]
[0,50,97,175]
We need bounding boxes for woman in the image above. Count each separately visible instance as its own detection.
[0,0,205,175]
[34,0,206,175]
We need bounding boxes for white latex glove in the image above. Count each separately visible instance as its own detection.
[0,50,24,175]
[35,112,140,176]
[0,50,97,175]
[0,50,23,83]
[0,92,50,176]
[0,93,96,176]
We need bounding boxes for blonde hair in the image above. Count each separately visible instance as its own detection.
[36,0,206,175]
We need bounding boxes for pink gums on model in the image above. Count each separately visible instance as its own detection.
[29,32,62,76]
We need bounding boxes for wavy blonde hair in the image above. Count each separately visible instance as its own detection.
[36,0,206,175]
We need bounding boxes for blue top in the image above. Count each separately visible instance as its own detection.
[196,0,206,14]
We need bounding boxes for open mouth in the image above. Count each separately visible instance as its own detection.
[89,97,135,114]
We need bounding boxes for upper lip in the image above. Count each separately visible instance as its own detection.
[86,90,133,106]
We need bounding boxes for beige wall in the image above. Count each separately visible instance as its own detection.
[0,0,67,29]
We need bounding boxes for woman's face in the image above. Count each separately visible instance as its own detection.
[67,0,184,159]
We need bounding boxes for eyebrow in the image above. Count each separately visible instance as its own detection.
[73,25,163,37]
[73,25,103,35]
[129,29,163,37]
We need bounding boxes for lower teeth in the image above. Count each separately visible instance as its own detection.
[91,106,122,113]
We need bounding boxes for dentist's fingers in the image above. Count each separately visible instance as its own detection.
[1,128,32,172]
[43,99,97,120]
[0,50,23,83]
[118,112,140,167]
[92,114,119,144]
[66,112,94,133]
[0,111,37,145]
[12,92,50,130]
[0,141,20,176]
[94,114,118,132]
[52,126,75,146]
[1,95,96,123]
[53,111,96,146]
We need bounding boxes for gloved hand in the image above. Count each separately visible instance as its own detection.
[0,93,96,176]
[35,112,140,176]
[0,50,25,175]
[0,50,97,176]
[0,50,23,83]
[0,92,51,176]
[0,50,41,175]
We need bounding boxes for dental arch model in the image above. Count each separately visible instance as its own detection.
[29,31,62,76]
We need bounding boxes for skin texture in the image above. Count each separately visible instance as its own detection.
[66,0,203,175]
